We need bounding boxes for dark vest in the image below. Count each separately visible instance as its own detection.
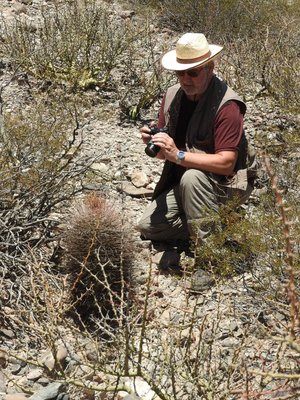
[152,76,257,200]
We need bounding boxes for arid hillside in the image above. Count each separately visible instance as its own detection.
[0,1,299,399]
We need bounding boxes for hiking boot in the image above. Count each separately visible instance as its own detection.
[189,269,215,293]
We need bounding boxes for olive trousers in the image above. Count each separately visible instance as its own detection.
[136,169,253,242]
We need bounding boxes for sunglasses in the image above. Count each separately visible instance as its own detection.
[176,66,207,78]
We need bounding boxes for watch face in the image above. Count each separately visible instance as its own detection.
[178,151,185,160]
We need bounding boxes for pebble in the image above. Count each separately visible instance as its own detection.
[10,364,24,375]
[26,369,43,382]
[28,383,65,400]
[0,329,15,339]
[5,395,28,400]
[12,3,27,14]
[0,350,8,368]
[39,346,68,371]
[220,337,240,348]
[130,170,149,188]
[0,370,6,394]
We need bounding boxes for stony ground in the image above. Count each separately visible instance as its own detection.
[0,1,300,400]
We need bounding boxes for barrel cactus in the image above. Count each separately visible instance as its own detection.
[62,193,134,329]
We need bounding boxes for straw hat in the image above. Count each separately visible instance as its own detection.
[161,33,223,71]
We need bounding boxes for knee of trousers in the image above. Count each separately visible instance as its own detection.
[179,169,212,193]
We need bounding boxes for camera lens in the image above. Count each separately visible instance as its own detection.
[145,142,160,157]
[144,127,168,158]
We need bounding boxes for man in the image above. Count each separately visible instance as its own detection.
[137,33,256,284]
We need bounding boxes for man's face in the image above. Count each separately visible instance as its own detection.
[176,63,214,101]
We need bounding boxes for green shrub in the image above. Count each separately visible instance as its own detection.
[191,201,267,277]
[0,0,133,89]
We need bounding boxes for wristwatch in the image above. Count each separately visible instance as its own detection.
[176,150,186,164]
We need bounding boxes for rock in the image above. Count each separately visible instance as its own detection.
[118,181,153,198]
[28,382,65,400]
[56,346,68,363]
[0,329,15,339]
[220,337,240,348]
[12,3,27,14]
[36,378,49,387]
[10,363,24,375]
[131,170,149,188]
[27,369,43,381]
[90,162,110,174]
[120,378,155,400]
[56,394,69,400]
[5,395,28,400]
[0,349,8,368]
[39,346,68,371]
[119,10,135,19]
[0,370,6,394]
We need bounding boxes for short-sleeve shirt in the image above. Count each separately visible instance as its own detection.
[157,94,244,153]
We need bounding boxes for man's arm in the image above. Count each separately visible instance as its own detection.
[151,101,244,175]
[171,150,238,175]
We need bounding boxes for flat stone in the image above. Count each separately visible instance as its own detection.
[0,329,15,339]
[188,270,215,293]
[36,378,49,387]
[39,345,67,371]
[220,337,240,347]
[27,369,43,381]
[90,162,110,174]
[118,181,153,198]
[12,3,27,14]
[151,251,180,269]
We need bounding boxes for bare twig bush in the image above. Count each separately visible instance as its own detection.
[0,85,93,315]
[117,22,172,120]
[191,201,264,277]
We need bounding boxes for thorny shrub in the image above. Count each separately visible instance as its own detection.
[0,89,93,313]
[117,21,172,120]
[191,201,264,277]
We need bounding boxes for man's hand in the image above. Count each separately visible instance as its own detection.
[140,125,152,145]
[151,132,179,162]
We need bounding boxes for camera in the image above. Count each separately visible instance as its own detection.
[145,127,168,158]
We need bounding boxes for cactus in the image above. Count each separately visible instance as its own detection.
[62,192,134,329]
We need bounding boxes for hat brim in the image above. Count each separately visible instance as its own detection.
[161,44,223,71]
